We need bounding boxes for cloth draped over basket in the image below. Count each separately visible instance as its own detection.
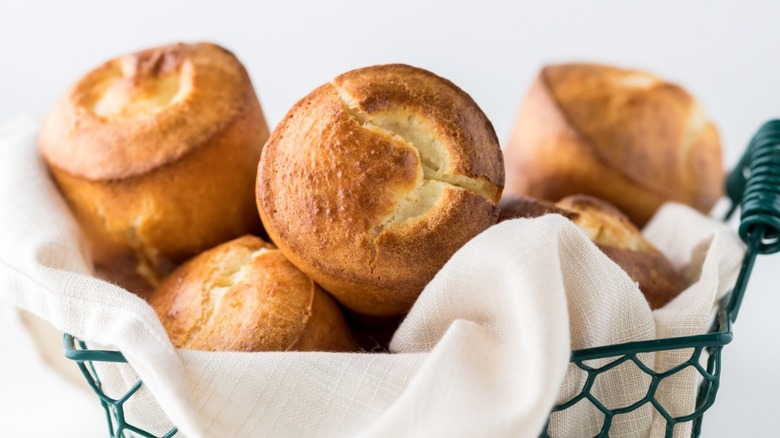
[0,116,744,438]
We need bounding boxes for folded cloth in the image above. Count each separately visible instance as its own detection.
[0,116,743,438]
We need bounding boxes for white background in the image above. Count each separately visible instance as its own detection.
[1,1,778,436]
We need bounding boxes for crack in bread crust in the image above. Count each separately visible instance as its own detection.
[331,83,498,241]
[180,247,271,348]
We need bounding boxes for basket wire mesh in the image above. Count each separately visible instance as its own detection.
[63,120,780,438]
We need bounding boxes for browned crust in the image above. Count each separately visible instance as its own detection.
[39,42,269,289]
[331,64,504,185]
[599,245,686,310]
[557,194,654,252]
[557,195,686,309]
[498,195,579,222]
[148,235,358,352]
[504,63,723,226]
[40,43,254,180]
[257,64,503,316]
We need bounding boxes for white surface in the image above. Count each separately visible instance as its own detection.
[0,306,106,437]
[0,1,778,436]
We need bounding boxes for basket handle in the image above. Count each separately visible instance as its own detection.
[724,120,780,322]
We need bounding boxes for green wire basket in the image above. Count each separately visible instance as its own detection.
[63,120,780,438]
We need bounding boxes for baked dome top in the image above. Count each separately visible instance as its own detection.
[40,42,253,180]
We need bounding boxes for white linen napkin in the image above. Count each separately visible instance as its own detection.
[0,116,743,437]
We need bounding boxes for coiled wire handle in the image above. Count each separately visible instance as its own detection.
[725,120,780,322]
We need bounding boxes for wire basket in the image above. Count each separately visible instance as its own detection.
[63,120,780,438]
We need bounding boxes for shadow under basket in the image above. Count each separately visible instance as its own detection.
[63,120,780,438]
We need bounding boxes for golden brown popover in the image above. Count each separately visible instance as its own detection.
[257,64,504,317]
[39,42,269,293]
[148,235,357,352]
[504,63,723,227]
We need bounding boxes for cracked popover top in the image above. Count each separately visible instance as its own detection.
[39,42,268,293]
[148,235,357,352]
[257,64,504,317]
